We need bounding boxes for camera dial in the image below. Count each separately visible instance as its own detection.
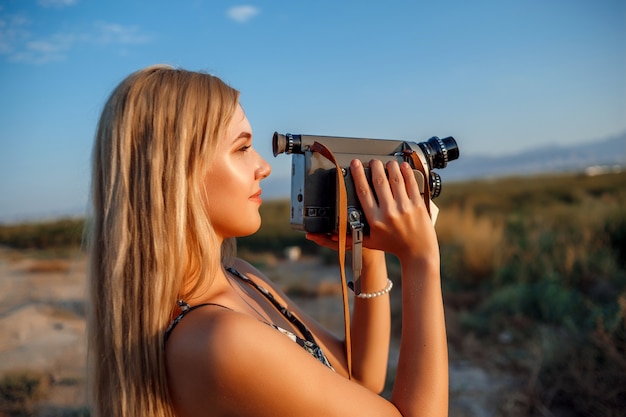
[430,172,442,199]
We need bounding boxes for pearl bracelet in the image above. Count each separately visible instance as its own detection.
[354,279,394,299]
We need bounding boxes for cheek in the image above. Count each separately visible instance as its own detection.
[207,156,246,183]
[203,161,232,194]
[202,170,228,217]
[198,145,261,237]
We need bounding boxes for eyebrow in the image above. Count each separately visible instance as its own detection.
[232,132,252,143]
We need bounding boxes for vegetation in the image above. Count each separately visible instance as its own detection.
[237,198,318,255]
[0,371,50,417]
[0,218,84,252]
[1,170,624,415]
[435,171,626,416]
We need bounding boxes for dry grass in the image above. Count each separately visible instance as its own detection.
[437,172,626,415]
[436,204,504,281]
[24,259,72,274]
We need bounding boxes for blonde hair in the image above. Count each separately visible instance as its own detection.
[87,65,239,417]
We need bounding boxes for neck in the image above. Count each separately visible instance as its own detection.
[178,262,231,306]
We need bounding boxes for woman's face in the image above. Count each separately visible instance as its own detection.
[203,103,271,240]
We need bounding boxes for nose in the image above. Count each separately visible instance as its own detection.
[256,154,272,179]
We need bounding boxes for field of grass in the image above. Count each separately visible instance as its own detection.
[434,171,626,415]
[1,170,624,416]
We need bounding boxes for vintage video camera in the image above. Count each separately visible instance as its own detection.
[272,132,460,235]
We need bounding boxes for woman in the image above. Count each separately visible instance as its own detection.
[88,65,448,416]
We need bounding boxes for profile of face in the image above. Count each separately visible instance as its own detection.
[203,104,272,240]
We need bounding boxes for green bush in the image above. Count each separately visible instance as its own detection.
[0,371,50,417]
[0,218,85,250]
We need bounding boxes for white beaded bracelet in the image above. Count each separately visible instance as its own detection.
[355,279,394,299]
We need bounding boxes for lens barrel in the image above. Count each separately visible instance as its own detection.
[272,132,301,156]
[417,136,459,169]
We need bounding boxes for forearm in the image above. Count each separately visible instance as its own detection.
[391,259,448,416]
[350,249,391,392]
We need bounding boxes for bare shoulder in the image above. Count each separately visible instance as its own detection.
[230,258,298,301]
[229,257,351,375]
[165,305,274,415]
[165,299,394,417]
[231,258,275,285]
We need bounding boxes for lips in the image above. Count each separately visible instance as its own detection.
[249,190,262,202]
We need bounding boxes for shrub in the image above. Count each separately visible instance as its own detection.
[0,218,85,250]
[0,371,50,417]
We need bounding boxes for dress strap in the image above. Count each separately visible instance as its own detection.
[225,267,318,346]
[164,271,334,370]
[165,302,232,342]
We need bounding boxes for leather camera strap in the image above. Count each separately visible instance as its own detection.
[310,141,353,379]
[402,148,432,216]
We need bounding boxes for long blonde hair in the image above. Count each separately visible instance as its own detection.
[87,65,238,416]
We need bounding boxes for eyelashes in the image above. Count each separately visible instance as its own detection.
[238,145,251,153]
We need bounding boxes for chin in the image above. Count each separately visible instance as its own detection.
[235,221,262,238]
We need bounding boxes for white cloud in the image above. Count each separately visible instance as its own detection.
[8,32,84,64]
[93,22,153,45]
[0,13,32,55]
[0,14,152,64]
[226,5,260,23]
[38,0,79,8]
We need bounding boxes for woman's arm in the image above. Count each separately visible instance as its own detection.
[351,158,448,415]
[349,248,391,392]
[392,258,448,415]
[301,234,391,392]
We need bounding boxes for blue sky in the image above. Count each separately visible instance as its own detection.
[0,0,624,222]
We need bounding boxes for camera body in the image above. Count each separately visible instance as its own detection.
[272,132,459,235]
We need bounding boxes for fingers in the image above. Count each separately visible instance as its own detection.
[350,157,427,236]
[349,159,376,209]
[357,159,417,206]
[386,160,409,201]
[369,159,394,209]
[306,232,352,251]
[399,161,421,202]
[305,233,337,249]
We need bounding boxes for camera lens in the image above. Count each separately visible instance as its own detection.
[272,132,301,156]
[418,136,460,169]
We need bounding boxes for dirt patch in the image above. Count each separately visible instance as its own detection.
[0,250,88,414]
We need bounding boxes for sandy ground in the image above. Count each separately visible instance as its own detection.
[0,249,519,416]
[0,249,88,414]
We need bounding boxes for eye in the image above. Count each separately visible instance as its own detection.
[238,145,251,153]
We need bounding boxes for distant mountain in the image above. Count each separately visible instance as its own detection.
[263,132,626,200]
[440,132,626,182]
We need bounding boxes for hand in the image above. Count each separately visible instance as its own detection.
[305,233,384,264]
[304,232,343,251]
[350,158,439,263]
